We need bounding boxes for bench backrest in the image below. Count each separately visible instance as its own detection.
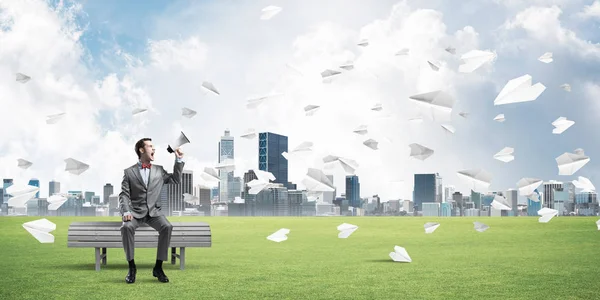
[67,222,211,248]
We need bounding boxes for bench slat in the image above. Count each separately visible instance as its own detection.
[68,241,211,248]
[68,236,211,242]
[68,226,210,232]
[69,222,209,227]
[67,230,211,236]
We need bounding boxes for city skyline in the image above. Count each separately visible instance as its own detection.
[1,0,600,202]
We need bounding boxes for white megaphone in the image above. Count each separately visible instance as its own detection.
[167,131,191,153]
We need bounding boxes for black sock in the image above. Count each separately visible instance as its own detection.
[155,259,163,269]
[128,259,136,268]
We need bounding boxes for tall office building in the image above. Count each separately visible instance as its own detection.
[103,183,113,204]
[218,129,235,203]
[84,191,95,203]
[3,179,14,205]
[228,177,242,202]
[193,185,212,216]
[166,170,193,216]
[505,189,518,216]
[28,179,40,198]
[553,187,569,215]
[345,175,360,208]
[527,189,542,216]
[258,132,290,188]
[436,174,443,203]
[452,192,463,216]
[471,190,482,209]
[413,174,437,211]
[543,180,563,209]
[49,180,60,196]
[444,185,455,202]
[575,192,598,216]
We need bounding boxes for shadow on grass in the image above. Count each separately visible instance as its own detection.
[55,262,215,272]
[364,259,396,263]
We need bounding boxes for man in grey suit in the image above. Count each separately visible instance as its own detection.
[119,137,184,284]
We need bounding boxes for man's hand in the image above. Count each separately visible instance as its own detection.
[123,214,133,222]
[175,148,184,159]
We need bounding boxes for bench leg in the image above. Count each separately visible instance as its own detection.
[95,248,101,271]
[171,247,176,265]
[102,248,107,265]
[180,247,185,270]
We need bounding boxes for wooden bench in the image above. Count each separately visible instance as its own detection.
[67,222,211,271]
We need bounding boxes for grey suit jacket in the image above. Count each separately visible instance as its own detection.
[119,159,185,219]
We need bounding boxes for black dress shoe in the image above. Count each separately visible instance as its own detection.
[125,268,136,284]
[152,268,169,283]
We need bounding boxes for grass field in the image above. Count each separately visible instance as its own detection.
[1,216,599,300]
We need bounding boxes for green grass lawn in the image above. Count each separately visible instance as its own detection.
[1,216,599,299]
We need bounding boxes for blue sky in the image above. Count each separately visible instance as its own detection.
[1,0,599,201]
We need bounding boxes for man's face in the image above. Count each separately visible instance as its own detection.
[140,141,156,161]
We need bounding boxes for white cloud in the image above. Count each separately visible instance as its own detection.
[577,0,600,19]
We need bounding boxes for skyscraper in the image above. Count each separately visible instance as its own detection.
[258,132,289,187]
[527,189,542,216]
[218,129,234,203]
[505,189,518,216]
[167,170,193,216]
[323,175,335,204]
[49,180,60,196]
[28,178,40,198]
[470,190,481,209]
[345,175,360,208]
[3,179,14,205]
[436,174,443,203]
[413,174,437,211]
[543,180,563,209]
[444,185,455,202]
[103,183,113,205]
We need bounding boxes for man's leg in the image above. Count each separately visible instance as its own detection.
[145,215,173,283]
[120,218,140,284]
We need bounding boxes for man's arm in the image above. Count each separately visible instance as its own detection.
[162,157,184,184]
[119,170,133,217]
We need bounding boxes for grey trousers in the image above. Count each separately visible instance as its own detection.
[120,214,173,261]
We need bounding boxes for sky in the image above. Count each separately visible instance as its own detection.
[1,0,599,202]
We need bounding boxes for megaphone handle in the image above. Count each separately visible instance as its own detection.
[167,145,174,153]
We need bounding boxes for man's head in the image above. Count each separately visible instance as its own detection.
[135,138,155,162]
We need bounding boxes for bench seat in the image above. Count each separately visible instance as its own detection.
[67,222,211,271]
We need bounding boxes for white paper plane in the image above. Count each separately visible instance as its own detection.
[199,167,220,183]
[302,168,335,192]
[132,108,147,115]
[246,93,284,109]
[409,90,455,123]
[267,228,290,242]
[291,141,313,153]
[46,112,66,124]
[183,193,199,205]
[16,72,31,83]
[528,192,541,203]
[424,222,440,234]
[596,219,600,230]
[181,107,197,118]
[572,176,596,192]
[395,48,409,56]
[441,124,455,134]
[240,129,257,139]
[233,197,245,204]
[538,207,558,223]
[305,105,320,116]
[459,112,469,118]
[201,81,220,95]
[493,147,514,163]
[64,158,89,175]
[473,221,489,232]
[445,47,456,55]
[339,61,354,71]
[491,194,511,210]
[337,223,358,238]
[556,149,590,176]
[494,74,546,106]
[215,158,235,173]
[409,117,423,124]
[47,194,68,210]
[371,103,383,111]
[560,84,571,92]
[260,5,282,20]
[363,139,378,150]
[457,169,492,193]
[353,125,368,135]
[538,52,553,63]
[458,49,496,73]
[409,143,434,161]
[552,117,574,134]
[427,60,440,71]
[321,69,341,78]
[323,155,359,174]
[6,184,39,208]
[516,178,543,197]
[493,114,505,122]
[357,39,369,47]
[247,169,276,195]
[17,158,33,169]
[389,246,411,263]
[22,219,56,243]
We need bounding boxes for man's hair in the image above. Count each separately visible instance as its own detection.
[135,138,152,158]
